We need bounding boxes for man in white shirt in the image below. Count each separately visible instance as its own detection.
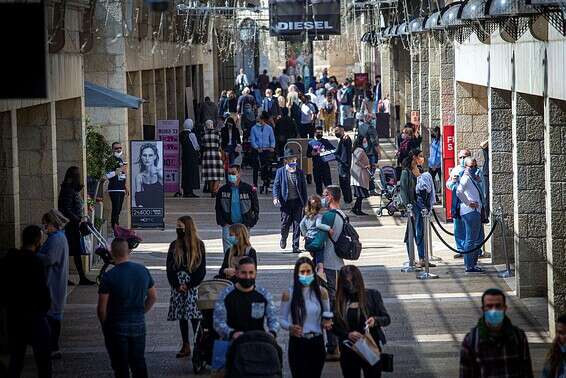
[456,157,483,273]
[447,149,471,259]
[235,68,249,95]
[279,69,290,93]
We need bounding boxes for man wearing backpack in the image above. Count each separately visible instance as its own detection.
[338,80,354,127]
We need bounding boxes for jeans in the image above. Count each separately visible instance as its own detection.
[339,105,352,126]
[109,191,125,229]
[404,204,425,260]
[454,217,466,252]
[462,211,481,270]
[280,199,304,250]
[104,330,148,378]
[325,269,339,352]
[288,335,326,378]
[8,316,52,378]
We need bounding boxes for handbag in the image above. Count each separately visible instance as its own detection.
[343,329,381,366]
[211,339,231,370]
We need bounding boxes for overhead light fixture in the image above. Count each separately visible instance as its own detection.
[396,21,409,37]
[424,11,441,31]
[488,0,539,42]
[527,0,566,36]
[461,0,497,42]
[409,17,426,33]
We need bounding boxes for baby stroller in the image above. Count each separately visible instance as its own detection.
[376,166,404,216]
[91,224,143,284]
[192,279,233,374]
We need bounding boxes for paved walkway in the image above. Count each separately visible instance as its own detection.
[21,138,551,377]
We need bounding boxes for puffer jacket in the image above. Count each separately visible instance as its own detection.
[215,181,259,228]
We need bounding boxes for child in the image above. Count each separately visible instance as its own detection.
[300,195,331,273]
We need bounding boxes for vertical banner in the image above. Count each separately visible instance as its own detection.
[442,125,455,221]
[156,120,180,193]
[130,140,165,229]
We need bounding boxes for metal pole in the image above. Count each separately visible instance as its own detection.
[428,208,441,262]
[417,208,439,280]
[496,207,514,278]
[401,204,421,272]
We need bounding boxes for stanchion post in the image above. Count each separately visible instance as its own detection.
[417,208,439,280]
[428,209,442,262]
[401,205,421,272]
[495,207,514,278]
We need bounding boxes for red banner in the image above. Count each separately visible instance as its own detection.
[442,125,455,220]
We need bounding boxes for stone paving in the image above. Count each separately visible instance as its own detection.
[20,138,552,377]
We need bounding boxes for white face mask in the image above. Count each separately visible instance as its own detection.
[114,151,123,158]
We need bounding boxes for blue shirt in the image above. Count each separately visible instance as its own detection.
[250,124,275,150]
[429,138,442,168]
[231,186,243,224]
[98,261,154,335]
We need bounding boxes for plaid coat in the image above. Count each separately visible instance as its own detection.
[201,130,224,181]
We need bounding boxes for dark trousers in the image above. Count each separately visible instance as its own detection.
[73,254,87,280]
[353,197,363,212]
[313,164,332,196]
[104,331,148,378]
[325,269,338,352]
[109,191,125,229]
[8,317,52,378]
[280,199,304,250]
[47,316,61,352]
[252,150,273,187]
[299,123,315,138]
[288,335,326,378]
[179,319,199,344]
[339,175,352,204]
[339,343,381,378]
[429,167,442,193]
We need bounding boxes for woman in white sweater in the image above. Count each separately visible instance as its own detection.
[280,257,333,378]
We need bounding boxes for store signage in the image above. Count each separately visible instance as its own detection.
[269,0,341,37]
[156,120,180,193]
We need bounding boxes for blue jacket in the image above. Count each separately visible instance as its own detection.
[250,124,275,150]
[272,167,308,207]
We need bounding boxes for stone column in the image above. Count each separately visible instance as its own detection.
[410,38,420,115]
[155,68,166,121]
[166,67,177,120]
[513,92,547,298]
[0,110,20,250]
[176,66,186,123]
[545,99,566,334]
[428,36,441,132]
[17,103,58,228]
[56,98,86,180]
[489,88,514,264]
[454,82,488,163]
[440,43,455,128]
[127,71,143,141]
[142,69,157,131]
[419,36,430,159]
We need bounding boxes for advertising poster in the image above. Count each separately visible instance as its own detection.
[156,120,180,193]
[130,140,165,229]
[354,73,369,90]
[269,0,341,37]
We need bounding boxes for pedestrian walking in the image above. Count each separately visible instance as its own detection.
[97,238,157,378]
[220,116,242,171]
[299,93,318,138]
[199,97,218,126]
[334,265,390,378]
[279,69,291,93]
[334,125,353,204]
[280,257,333,378]
[179,118,200,198]
[429,127,442,194]
[459,288,533,378]
[166,216,206,358]
[250,111,276,192]
[273,151,308,254]
[307,126,334,196]
[350,136,371,216]
[300,195,331,273]
[447,149,472,259]
[337,80,354,127]
[274,107,299,158]
[258,69,270,94]
[235,68,249,95]
[269,76,280,93]
[105,142,129,229]
[217,90,229,117]
[218,223,257,283]
[319,91,337,134]
[261,88,281,121]
[275,87,286,110]
[226,90,238,116]
[236,87,257,139]
[215,165,259,253]
[542,313,566,378]
[58,166,95,285]
[38,209,70,360]
[201,120,224,196]
[0,225,52,378]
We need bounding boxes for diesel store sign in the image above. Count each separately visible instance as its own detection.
[269,0,341,37]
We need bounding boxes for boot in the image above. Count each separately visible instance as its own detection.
[176,343,191,358]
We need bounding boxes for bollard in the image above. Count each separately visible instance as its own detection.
[417,208,439,280]
[495,207,514,278]
[401,205,421,272]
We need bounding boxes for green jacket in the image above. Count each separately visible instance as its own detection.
[400,168,417,206]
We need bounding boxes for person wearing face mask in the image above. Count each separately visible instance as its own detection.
[105,142,130,229]
[447,149,471,259]
[179,119,200,198]
[307,125,335,196]
[280,257,333,377]
[456,156,485,273]
[0,225,52,378]
[166,216,206,358]
[334,125,353,204]
[460,288,533,377]
[216,165,259,253]
[350,136,371,216]
[213,257,279,340]
[218,223,257,283]
[543,314,566,378]
[333,265,390,378]
[273,151,308,253]
[250,111,276,192]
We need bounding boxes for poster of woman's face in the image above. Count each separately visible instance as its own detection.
[130,141,165,228]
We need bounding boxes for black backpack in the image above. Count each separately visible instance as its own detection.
[225,330,283,378]
[331,210,362,260]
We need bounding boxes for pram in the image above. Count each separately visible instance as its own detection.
[89,223,143,283]
[376,165,405,216]
[192,279,233,374]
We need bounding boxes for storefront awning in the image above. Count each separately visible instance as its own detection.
[84,81,143,109]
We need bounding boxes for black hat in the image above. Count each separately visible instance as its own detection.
[280,149,299,161]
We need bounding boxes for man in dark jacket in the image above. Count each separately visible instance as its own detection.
[105,142,130,228]
[274,107,298,158]
[216,165,260,252]
[334,125,353,204]
[272,152,308,253]
[460,288,533,378]
[0,225,52,378]
[307,125,334,195]
[236,87,257,139]
[261,89,281,122]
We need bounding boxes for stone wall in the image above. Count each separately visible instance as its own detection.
[419,36,430,161]
[0,111,20,249]
[455,82,488,164]
[440,43,455,128]
[428,37,441,131]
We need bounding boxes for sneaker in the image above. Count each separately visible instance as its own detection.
[51,351,62,360]
[473,266,485,272]
[465,267,485,273]
[280,238,287,250]
[292,248,301,254]
[454,253,463,259]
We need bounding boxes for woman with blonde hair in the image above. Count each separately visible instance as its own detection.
[166,215,206,358]
[218,223,257,282]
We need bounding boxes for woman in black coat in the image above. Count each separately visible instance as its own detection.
[180,118,200,198]
[333,265,391,378]
[221,117,242,167]
[274,107,299,157]
[58,166,95,285]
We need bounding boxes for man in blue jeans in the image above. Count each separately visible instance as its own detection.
[456,157,484,273]
[97,238,157,377]
[447,149,471,259]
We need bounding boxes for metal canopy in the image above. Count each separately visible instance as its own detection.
[397,21,409,36]
[84,81,143,109]
[488,0,539,18]
[441,2,466,28]
[409,17,426,32]
[425,11,441,30]
[461,0,490,20]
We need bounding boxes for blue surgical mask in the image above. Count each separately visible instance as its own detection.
[469,166,478,175]
[227,235,238,246]
[228,174,238,184]
[298,274,315,286]
[287,162,297,170]
[321,197,329,208]
[363,142,369,149]
[484,309,505,328]
[460,159,466,167]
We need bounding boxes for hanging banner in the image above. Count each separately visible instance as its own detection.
[269,0,341,37]
[130,140,165,229]
[156,120,180,193]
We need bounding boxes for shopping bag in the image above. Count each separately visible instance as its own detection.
[211,340,231,370]
[344,329,381,366]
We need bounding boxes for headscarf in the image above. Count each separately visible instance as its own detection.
[416,171,436,209]
[183,118,199,150]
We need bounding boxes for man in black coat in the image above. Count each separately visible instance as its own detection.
[307,125,334,196]
[105,142,130,227]
[334,125,353,204]
[274,107,298,158]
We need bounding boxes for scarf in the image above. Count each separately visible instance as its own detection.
[183,118,199,151]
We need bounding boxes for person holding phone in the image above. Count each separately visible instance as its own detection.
[105,142,129,229]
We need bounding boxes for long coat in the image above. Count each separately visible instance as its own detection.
[180,129,200,191]
[350,147,370,189]
[58,183,83,256]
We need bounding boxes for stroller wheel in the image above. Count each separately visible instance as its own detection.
[387,209,395,216]
[376,208,383,216]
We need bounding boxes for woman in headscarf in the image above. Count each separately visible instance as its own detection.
[179,118,200,198]
[201,120,224,196]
